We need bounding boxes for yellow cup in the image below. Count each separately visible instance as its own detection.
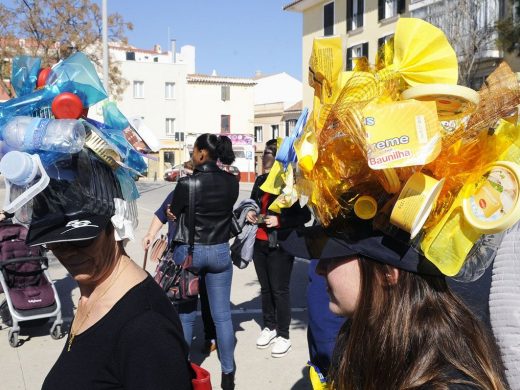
[390,172,445,238]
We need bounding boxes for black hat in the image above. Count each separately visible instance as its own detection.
[26,149,122,246]
[279,222,443,276]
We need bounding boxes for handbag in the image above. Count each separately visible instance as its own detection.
[230,213,242,238]
[150,234,168,262]
[154,177,199,302]
[191,362,212,389]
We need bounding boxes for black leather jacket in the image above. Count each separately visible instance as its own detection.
[251,173,311,247]
[170,161,239,245]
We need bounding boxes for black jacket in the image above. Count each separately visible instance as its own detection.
[170,161,239,245]
[250,173,311,247]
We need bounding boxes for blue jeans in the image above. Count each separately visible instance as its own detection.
[174,243,235,374]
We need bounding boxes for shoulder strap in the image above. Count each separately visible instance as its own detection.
[187,176,196,250]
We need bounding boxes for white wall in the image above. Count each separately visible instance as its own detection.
[254,73,302,109]
[115,60,189,144]
[185,81,255,135]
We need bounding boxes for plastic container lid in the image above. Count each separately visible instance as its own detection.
[401,84,480,120]
[0,151,38,186]
[1,152,50,213]
[51,92,84,119]
[462,161,520,234]
[354,196,378,220]
[37,67,52,88]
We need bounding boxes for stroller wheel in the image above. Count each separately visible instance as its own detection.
[50,324,62,340]
[8,330,19,348]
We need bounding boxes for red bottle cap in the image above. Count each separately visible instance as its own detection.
[37,68,52,88]
[51,92,84,119]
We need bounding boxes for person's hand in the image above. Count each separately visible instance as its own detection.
[166,204,176,222]
[246,210,257,224]
[142,233,154,250]
[0,212,6,222]
[264,215,279,228]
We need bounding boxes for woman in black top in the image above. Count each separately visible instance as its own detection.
[169,134,239,390]
[246,139,311,357]
[27,150,192,390]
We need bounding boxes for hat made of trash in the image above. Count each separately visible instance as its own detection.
[26,148,123,246]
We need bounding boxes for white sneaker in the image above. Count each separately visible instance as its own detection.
[271,337,292,357]
[256,327,277,349]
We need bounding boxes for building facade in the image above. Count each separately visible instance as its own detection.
[110,43,257,181]
[253,72,302,174]
[284,0,519,108]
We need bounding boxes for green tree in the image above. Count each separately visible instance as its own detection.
[2,0,133,98]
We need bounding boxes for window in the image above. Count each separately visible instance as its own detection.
[221,85,230,101]
[347,0,364,32]
[174,132,184,142]
[165,118,175,136]
[164,151,175,166]
[272,124,279,139]
[377,34,394,66]
[221,115,231,133]
[324,2,334,36]
[378,34,394,49]
[165,82,176,99]
[255,126,263,143]
[133,81,144,98]
[285,119,297,137]
[126,52,135,61]
[378,0,405,20]
[346,43,368,71]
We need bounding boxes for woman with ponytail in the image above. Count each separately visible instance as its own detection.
[169,133,239,390]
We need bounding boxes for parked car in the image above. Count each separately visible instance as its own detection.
[219,164,241,182]
[163,164,191,182]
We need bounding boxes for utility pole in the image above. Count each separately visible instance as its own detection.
[102,0,109,95]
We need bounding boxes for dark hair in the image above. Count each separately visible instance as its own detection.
[265,139,277,155]
[330,256,508,390]
[194,133,235,165]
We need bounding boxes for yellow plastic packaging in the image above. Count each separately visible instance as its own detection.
[421,193,482,276]
[363,100,442,169]
[390,18,458,86]
[309,36,343,105]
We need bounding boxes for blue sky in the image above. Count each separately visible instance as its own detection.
[102,1,303,80]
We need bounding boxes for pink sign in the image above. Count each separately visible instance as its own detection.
[220,133,254,145]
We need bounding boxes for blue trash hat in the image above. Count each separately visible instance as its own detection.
[26,149,122,246]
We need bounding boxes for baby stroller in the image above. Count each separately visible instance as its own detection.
[0,221,63,347]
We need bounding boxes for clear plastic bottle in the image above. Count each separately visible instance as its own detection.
[0,116,86,153]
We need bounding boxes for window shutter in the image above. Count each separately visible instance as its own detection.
[378,0,384,20]
[346,48,353,71]
[362,42,369,58]
[357,0,364,27]
[398,0,406,14]
[347,0,353,31]
[347,0,355,31]
[174,132,179,141]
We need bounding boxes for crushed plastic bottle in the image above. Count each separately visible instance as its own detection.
[0,116,85,153]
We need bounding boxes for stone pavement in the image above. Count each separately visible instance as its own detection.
[0,180,313,390]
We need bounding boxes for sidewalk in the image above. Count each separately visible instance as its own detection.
[0,181,312,390]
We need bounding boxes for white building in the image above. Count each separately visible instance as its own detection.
[185,73,257,181]
[253,72,303,174]
[111,42,257,181]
